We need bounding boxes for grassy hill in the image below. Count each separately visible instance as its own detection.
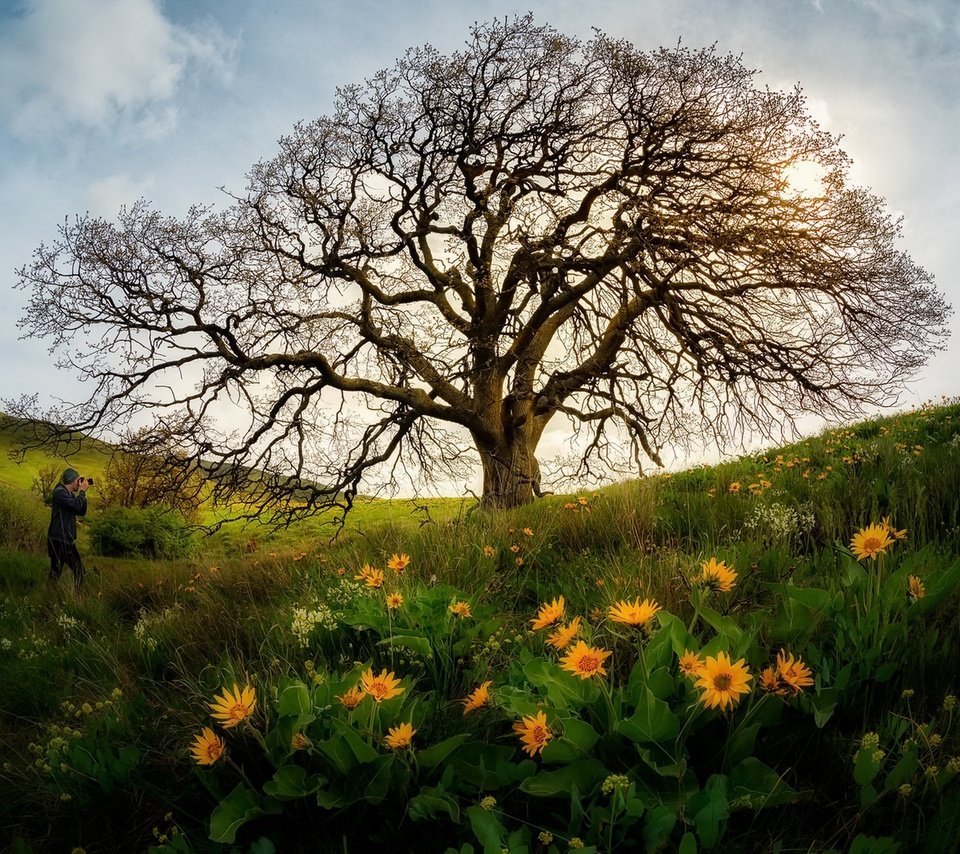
[0,400,959,852]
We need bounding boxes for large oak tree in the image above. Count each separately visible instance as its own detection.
[11,17,949,522]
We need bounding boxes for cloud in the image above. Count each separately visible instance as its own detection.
[85,172,156,217]
[0,0,233,138]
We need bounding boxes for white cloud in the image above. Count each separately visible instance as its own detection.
[0,0,233,138]
[85,172,156,217]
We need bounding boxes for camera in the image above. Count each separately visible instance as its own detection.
[83,477,94,485]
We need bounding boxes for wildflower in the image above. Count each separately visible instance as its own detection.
[560,640,612,680]
[929,734,943,748]
[577,495,589,506]
[209,684,257,728]
[538,831,554,844]
[360,668,404,703]
[291,732,310,751]
[531,596,565,630]
[695,652,752,711]
[190,727,225,766]
[861,732,880,750]
[449,600,473,619]
[483,545,496,557]
[336,685,365,710]
[513,710,552,756]
[678,650,705,678]
[387,553,410,574]
[760,666,781,694]
[907,576,926,600]
[462,681,493,714]
[509,543,521,553]
[924,765,939,779]
[776,650,814,695]
[386,592,404,610]
[563,501,576,509]
[293,552,308,562]
[479,795,497,811]
[880,517,908,540]
[728,482,741,494]
[522,527,534,537]
[698,557,737,593]
[546,616,581,650]
[608,597,661,628]
[902,688,915,700]
[850,524,894,560]
[569,839,585,850]
[601,774,630,795]
[872,749,886,764]
[354,564,384,588]
[944,695,957,711]
[384,721,416,750]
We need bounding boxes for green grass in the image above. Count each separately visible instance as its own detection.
[0,400,959,852]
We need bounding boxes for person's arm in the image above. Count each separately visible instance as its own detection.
[52,485,87,516]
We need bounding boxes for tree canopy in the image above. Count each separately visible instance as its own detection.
[11,17,949,521]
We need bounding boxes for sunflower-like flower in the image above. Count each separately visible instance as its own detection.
[336,685,365,710]
[449,600,473,619]
[531,596,565,630]
[678,650,705,678]
[190,727,225,766]
[355,564,385,588]
[880,517,908,540]
[560,640,612,680]
[759,666,781,694]
[698,558,737,593]
[462,680,493,714]
[850,524,894,560]
[384,721,416,750]
[483,545,496,557]
[291,732,311,751]
[387,553,411,574]
[694,652,752,711]
[608,597,661,628]
[209,684,257,728]
[776,650,814,696]
[546,616,581,650]
[907,575,926,600]
[360,668,404,703]
[386,592,404,610]
[513,710,552,756]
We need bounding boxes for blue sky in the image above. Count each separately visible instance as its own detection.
[0,0,957,469]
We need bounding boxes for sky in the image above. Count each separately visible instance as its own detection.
[0,0,958,485]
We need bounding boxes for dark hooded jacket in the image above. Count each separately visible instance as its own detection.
[47,483,87,544]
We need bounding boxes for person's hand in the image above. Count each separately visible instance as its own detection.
[79,478,90,492]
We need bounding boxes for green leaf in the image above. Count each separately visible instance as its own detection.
[729,757,796,808]
[262,765,324,801]
[688,774,730,849]
[618,687,680,743]
[519,759,608,797]
[853,748,883,786]
[466,805,506,854]
[379,631,434,658]
[277,680,313,717]
[523,658,598,709]
[883,749,918,791]
[409,788,461,823]
[209,784,267,844]
[560,717,600,752]
[643,804,677,851]
[417,733,471,770]
[678,831,698,854]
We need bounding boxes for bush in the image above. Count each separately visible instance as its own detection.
[0,488,47,553]
[87,505,195,559]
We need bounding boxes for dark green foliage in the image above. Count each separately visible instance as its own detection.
[87,505,196,558]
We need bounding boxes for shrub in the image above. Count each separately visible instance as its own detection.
[87,505,195,559]
[0,488,47,553]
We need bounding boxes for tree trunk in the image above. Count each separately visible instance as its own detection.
[477,438,541,509]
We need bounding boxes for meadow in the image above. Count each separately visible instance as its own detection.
[1,401,959,853]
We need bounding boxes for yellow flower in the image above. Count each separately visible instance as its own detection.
[360,668,404,703]
[386,592,404,610]
[387,553,411,574]
[608,597,661,628]
[698,557,737,593]
[449,600,473,619]
[384,721,416,750]
[522,527,534,537]
[462,680,493,714]
[560,640,612,680]
[759,666,782,695]
[907,575,926,600]
[531,596,565,630]
[355,564,385,588]
[546,616,582,650]
[513,710,552,756]
[678,650,705,678]
[291,732,310,751]
[728,481,741,493]
[336,685,366,710]
[209,684,257,728]
[483,545,496,557]
[775,650,814,695]
[850,524,894,560]
[694,651,752,711]
[190,727,225,766]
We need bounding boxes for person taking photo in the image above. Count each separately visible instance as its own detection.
[48,467,90,592]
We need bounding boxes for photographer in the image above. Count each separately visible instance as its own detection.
[47,467,91,592]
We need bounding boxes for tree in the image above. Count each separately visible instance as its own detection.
[10,17,949,522]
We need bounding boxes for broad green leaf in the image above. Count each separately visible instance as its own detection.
[208,784,268,844]
[417,733,471,769]
[729,757,796,808]
[689,774,730,849]
[519,759,607,797]
[466,805,506,853]
[409,787,461,823]
[678,831,698,854]
[262,765,324,801]
[277,680,313,717]
[643,804,677,851]
[378,631,434,658]
[618,687,680,743]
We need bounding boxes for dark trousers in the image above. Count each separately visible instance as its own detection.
[48,538,85,591]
